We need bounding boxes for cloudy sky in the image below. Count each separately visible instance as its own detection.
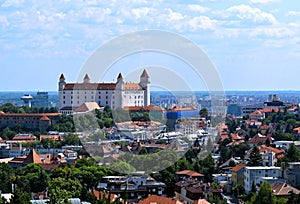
[0,0,299,91]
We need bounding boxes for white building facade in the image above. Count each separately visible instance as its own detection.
[244,166,282,193]
[58,70,150,113]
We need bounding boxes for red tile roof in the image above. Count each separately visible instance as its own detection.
[64,83,116,90]
[23,149,42,164]
[193,199,211,204]
[272,182,300,196]
[231,163,246,173]
[40,115,51,121]
[124,83,142,90]
[176,170,204,177]
[139,195,183,204]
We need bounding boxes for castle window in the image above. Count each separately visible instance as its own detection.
[63,101,65,104]
[106,96,108,99]
[91,96,94,99]
[106,101,108,104]
[99,96,101,99]
[106,91,108,94]
[63,96,65,99]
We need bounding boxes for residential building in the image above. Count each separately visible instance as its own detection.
[174,178,221,204]
[272,182,300,199]
[284,162,300,189]
[98,173,166,203]
[175,170,205,182]
[138,195,184,204]
[58,70,150,112]
[244,166,282,193]
[231,164,246,186]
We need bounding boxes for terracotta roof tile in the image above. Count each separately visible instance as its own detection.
[176,170,204,177]
[231,163,246,173]
[139,195,183,204]
[272,182,300,196]
[23,149,42,164]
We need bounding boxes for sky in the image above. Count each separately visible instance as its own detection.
[0,0,300,91]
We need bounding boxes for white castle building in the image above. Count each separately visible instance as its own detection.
[58,70,150,114]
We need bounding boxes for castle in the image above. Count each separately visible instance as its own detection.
[58,70,150,114]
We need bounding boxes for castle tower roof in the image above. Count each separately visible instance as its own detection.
[117,73,123,79]
[84,74,90,80]
[60,74,65,80]
[140,69,149,78]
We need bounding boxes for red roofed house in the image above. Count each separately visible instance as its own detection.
[139,195,184,204]
[231,164,246,186]
[176,170,205,181]
[248,133,274,147]
[258,145,285,166]
[272,182,300,199]
[249,110,265,120]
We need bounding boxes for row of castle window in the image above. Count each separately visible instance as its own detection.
[63,91,112,94]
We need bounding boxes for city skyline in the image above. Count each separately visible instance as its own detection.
[1,0,300,91]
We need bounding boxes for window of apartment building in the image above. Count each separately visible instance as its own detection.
[63,96,65,99]
[106,101,108,104]
[71,101,73,104]
[63,91,65,94]
[71,91,73,94]
[106,91,108,94]
[63,101,65,104]
[106,96,108,99]
[99,96,101,99]
[99,92,101,94]
[71,96,73,99]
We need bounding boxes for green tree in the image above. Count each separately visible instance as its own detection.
[48,177,82,204]
[110,161,136,175]
[199,108,208,118]
[286,143,300,162]
[0,163,14,193]
[10,189,31,204]
[16,163,49,193]
[248,146,263,166]
[254,181,274,204]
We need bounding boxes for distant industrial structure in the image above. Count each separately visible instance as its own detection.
[20,94,33,107]
[20,92,49,108]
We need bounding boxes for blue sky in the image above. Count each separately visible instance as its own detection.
[0,0,300,91]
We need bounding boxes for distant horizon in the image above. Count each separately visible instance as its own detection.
[2,89,300,93]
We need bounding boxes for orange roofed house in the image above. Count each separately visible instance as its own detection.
[0,111,60,131]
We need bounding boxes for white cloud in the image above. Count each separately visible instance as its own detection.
[250,0,280,4]
[287,11,300,16]
[188,16,216,31]
[166,8,185,21]
[1,0,24,7]
[250,27,295,38]
[187,5,209,13]
[226,4,277,25]
[131,7,151,19]
[0,16,9,28]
